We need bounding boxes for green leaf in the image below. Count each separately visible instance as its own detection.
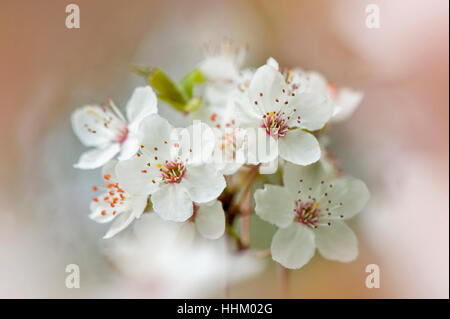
[148,68,186,105]
[131,65,152,79]
[184,97,202,113]
[180,69,206,99]
[132,65,206,113]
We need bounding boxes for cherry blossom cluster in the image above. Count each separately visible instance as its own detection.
[71,41,370,270]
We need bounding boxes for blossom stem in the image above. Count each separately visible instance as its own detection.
[235,166,258,248]
[225,223,244,250]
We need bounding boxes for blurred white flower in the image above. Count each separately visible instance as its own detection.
[115,114,226,222]
[103,213,264,298]
[235,62,333,165]
[198,40,253,108]
[89,160,148,239]
[267,58,363,123]
[288,68,363,123]
[254,162,370,269]
[71,86,158,169]
[189,98,246,175]
[329,85,364,122]
[199,39,246,86]
[193,200,225,240]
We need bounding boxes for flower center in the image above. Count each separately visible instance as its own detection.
[117,126,129,144]
[86,99,129,143]
[261,112,289,138]
[295,201,320,228]
[161,160,186,184]
[91,174,127,216]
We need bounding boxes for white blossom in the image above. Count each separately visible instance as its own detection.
[89,160,148,239]
[254,161,370,269]
[235,62,333,166]
[115,114,226,222]
[285,64,363,123]
[71,86,158,169]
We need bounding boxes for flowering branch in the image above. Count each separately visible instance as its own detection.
[72,43,370,278]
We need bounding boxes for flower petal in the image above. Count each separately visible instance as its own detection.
[331,88,363,122]
[318,177,370,220]
[101,159,118,181]
[115,155,161,196]
[151,183,193,222]
[254,185,296,228]
[278,129,320,165]
[118,136,140,160]
[283,161,327,200]
[139,114,177,162]
[315,221,358,262]
[288,92,333,131]
[195,200,225,239]
[249,64,286,114]
[89,194,118,223]
[102,195,147,239]
[182,164,226,203]
[233,92,261,128]
[71,105,115,147]
[271,223,316,269]
[245,130,278,165]
[74,143,120,170]
[126,86,158,131]
[129,194,149,219]
[178,121,215,165]
[103,210,134,239]
[266,57,279,70]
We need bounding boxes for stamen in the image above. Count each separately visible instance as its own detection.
[160,160,186,184]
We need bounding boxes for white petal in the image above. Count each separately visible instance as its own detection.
[118,136,140,160]
[288,92,333,131]
[245,130,279,165]
[318,177,370,220]
[181,165,226,203]
[139,114,177,161]
[233,92,262,128]
[199,56,240,82]
[71,105,115,147]
[254,185,296,228]
[129,194,149,219]
[303,71,329,95]
[178,121,215,165]
[315,221,358,262]
[283,161,327,200]
[126,86,158,131]
[266,57,279,70]
[220,162,243,175]
[101,159,118,180]
[331,88,363,122]
[151,183,193,222]
[195,200,225,239]
[271,223,316,269]
[278,129,320,165]
[115,155,160,196]
[103,210,134,239]
[89,196,117,223]
[102,195,147,239]
[74,143,120,170]
[249,64,286,114]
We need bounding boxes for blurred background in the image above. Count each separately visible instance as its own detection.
[0,0,448,298]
